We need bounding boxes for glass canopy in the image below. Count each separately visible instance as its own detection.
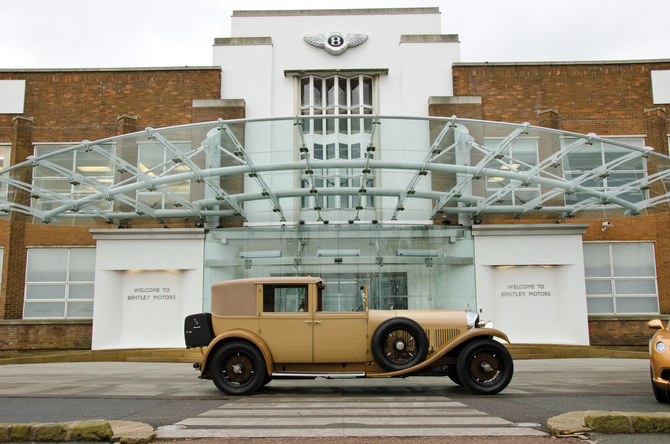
[2,116,669,226]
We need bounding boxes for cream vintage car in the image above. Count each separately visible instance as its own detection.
[184,276,514,396]
[647,319,670,403]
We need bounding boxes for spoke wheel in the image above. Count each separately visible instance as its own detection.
[457,339,513,395]
[372,317,428,372]
[382,328,417,366]
[211,340,266,396]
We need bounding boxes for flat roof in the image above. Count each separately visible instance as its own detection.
[0,66,221,73]
[233,8,439,17]
[454,59,670,67]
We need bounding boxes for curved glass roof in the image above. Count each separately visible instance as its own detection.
[2,116,669,226]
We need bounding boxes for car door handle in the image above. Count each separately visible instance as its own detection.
[314,321,322,324]
[304,320,312,324]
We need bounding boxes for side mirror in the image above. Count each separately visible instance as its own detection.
[647,319,664,330]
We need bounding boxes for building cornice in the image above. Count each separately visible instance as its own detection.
[0,67,220,73]
[472,224,590,236]
[233,8,439,17]
[90,228,206,241]
[454,59,670,67]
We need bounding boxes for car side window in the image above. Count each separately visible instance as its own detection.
[263,285,308,313]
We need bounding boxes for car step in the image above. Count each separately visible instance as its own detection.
[271,372,365,379]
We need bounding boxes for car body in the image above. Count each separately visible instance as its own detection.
[647,319,670,403]
[184,276,514,396]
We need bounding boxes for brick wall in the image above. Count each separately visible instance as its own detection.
[451,61,670,134]
[588,316,669,347]
[0,320,92,353]
[0,68,223,145]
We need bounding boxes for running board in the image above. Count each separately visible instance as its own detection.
[271,372,365,379]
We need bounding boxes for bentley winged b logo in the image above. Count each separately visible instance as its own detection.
[304,32,368,56]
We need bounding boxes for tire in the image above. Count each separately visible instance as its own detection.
[456,339,513,395]
[371,317,428,372]
[651,366,670,403]
[211,340,266,396]
[262,373,273,387]
[448,373,463,386]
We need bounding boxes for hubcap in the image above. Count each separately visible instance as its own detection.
[232,363,244,374]
[382,328,417,365]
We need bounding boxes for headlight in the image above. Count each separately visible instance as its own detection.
[465,311,479,329]
[655,341,667,353]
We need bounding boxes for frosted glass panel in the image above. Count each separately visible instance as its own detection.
[69,249,96,281]
[25,285,65,300]
[612,243,655,277]
[585,280,612,295]
[26,249,68,282]
[587,297,614,314]
[616,297,659,314]
[583,244,611,277]
[615,279,657,295]
[69,284,94,299]
[23,301,65,318]
[67,301,94,318]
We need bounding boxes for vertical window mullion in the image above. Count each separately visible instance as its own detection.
[64,249,71,318]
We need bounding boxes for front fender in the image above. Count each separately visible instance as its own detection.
[367,328,510,378]
[201,329,274,378]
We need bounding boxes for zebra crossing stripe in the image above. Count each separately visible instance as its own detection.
[155,396,547,438]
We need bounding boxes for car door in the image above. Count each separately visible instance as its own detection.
[258,283,313,363]
[312,284,368,363]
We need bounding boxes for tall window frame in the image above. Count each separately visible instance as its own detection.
[561,136,647,205]
[32,143,116,212]
[583,242,659,315]
[23,247,96,319]
[298,74,377,211]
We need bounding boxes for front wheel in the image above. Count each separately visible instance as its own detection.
[456,339,513,395]
[211,340,266,396]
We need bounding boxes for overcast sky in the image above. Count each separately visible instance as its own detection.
[1,0,668,69]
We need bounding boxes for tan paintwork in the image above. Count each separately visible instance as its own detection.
[201,329,274,377]
[367,327,510,377]
[648,320,670,387]
[200,276,509,379]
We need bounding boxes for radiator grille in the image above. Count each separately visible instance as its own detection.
[431,328,461,348]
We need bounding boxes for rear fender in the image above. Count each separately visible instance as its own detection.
[201,329,274,378]
[367,328,510,378]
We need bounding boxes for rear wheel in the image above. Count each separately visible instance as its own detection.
[211,340,266,396]
[456,339,513,395]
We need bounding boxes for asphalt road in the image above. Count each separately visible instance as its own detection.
[0,358,669,443]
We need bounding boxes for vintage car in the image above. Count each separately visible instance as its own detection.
[184,277,514,396]
[647,319,670,403]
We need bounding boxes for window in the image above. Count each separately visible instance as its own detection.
[300,75,374,135]
[32,143,115,212]
[137,142,191,209]
[262,285,308,313]
[484,139,540,205]
[24,248,96,319]
[583,243,658,314]
[0,144,11,203]
[299,75,376,211]
[562,137,647,204]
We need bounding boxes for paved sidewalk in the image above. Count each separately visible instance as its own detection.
[0,358,653,398]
